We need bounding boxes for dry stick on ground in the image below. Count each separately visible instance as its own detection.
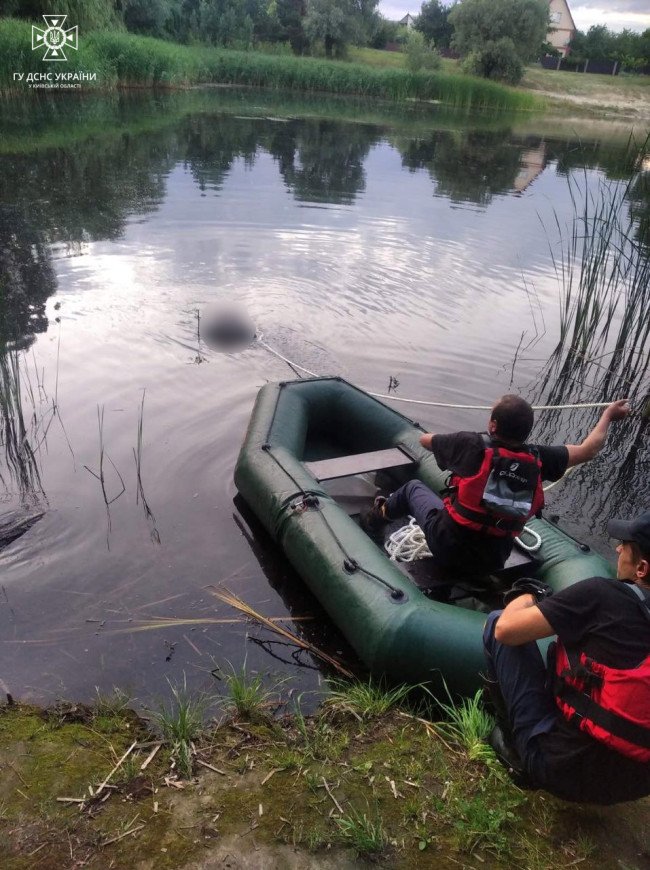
[139,743,162,771]
[100,823,145,848]
[261,767,284,785]
[321,777,343,814]
[196,759,227,775]
[397,711,458,755]
[208,587,354,678]
[94,741,138,798]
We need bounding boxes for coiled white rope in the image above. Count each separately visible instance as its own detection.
[257,337,614,413]
[384,517,432,562]
[385,517,542,561]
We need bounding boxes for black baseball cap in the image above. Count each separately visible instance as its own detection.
[607,511,650,554]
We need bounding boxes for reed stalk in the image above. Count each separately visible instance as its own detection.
[0,343,45,498]
[539,134,650,408]
[209,587,354,677]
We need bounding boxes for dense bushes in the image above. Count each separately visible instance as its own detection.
[461,38,524,85]
[404,31,441,73]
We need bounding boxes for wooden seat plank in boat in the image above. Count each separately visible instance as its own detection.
[306,446,415,481]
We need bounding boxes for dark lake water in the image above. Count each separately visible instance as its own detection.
[0,89,648,709]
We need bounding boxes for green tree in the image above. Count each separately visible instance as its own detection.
[200,0,254,46]
[449,0,549,63]
[582,24,615,59]
[569,26,650,68]
[461,36,523,82]
[6,0,119,30]
[350,0,381,44]
[404,29,441,72]
[276,0,308,51]
[415,0,453,49]
[369,16,399,48]
[122,0,173,37]
[304,0,361,57]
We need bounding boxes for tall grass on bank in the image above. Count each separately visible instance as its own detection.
[150,677,209,778]
[0,345,46,498]
[539,135,650,407]
[0,19,540,112]
[0,17,117,89]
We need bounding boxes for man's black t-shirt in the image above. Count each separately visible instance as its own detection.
[427,432,569,574]
[536,578,650,804]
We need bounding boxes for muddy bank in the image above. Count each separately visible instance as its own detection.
[1,695,648,869]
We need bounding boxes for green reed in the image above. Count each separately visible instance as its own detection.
[540,134,650,405]
[0,19,539,112]
[0,17,117,92]
[0,345,45,497]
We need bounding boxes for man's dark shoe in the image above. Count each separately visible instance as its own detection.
[361,496,389,541]
[481,673,513,738]
[488,725,530,786]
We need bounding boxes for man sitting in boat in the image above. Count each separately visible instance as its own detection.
[367,395,629,581]
[483,511,650,805]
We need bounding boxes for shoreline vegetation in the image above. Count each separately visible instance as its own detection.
[1,18,539,112]
[1,680,647,869]
[3,18,649,120]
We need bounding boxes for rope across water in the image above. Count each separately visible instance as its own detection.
[256,338,614,413]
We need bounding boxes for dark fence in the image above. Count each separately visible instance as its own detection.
[541,55,620,75]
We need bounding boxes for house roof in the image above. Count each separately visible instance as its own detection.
[549,0,576,33]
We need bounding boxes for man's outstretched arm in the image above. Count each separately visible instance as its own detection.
[565,399,629,468]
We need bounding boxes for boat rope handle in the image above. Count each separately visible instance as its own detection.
[263,444,406,602]
[514,525,543,553]
[256,337,616,413]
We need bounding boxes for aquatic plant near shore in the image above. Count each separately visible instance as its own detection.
[150,676,210,778]
[322,677,418,720]
[434,688,496,765]
[220,662,280,722]
[334,804,387,856]
[133,389,161,544]
[0,345,46,499]
[541,134,650,407]
[530,137,650,522]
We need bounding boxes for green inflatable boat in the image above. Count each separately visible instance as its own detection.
[234,377,614,697]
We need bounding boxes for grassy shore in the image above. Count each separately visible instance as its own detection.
[0,18,538,112]
[0,681,647,868]
[352,47,650,121]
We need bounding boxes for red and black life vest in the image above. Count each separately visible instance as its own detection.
[553,584,650,763]
[443,435,544,538]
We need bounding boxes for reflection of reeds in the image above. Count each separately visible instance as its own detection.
[0,344,45,498]
[133,390,161,544]
[540,136,650,406]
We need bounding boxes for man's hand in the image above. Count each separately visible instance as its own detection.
[603,399,630,422]
[503,577,553,606]
[566,398,630,468]
[419,433,435,450]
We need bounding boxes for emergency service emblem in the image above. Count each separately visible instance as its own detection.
[32,15,78,61]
